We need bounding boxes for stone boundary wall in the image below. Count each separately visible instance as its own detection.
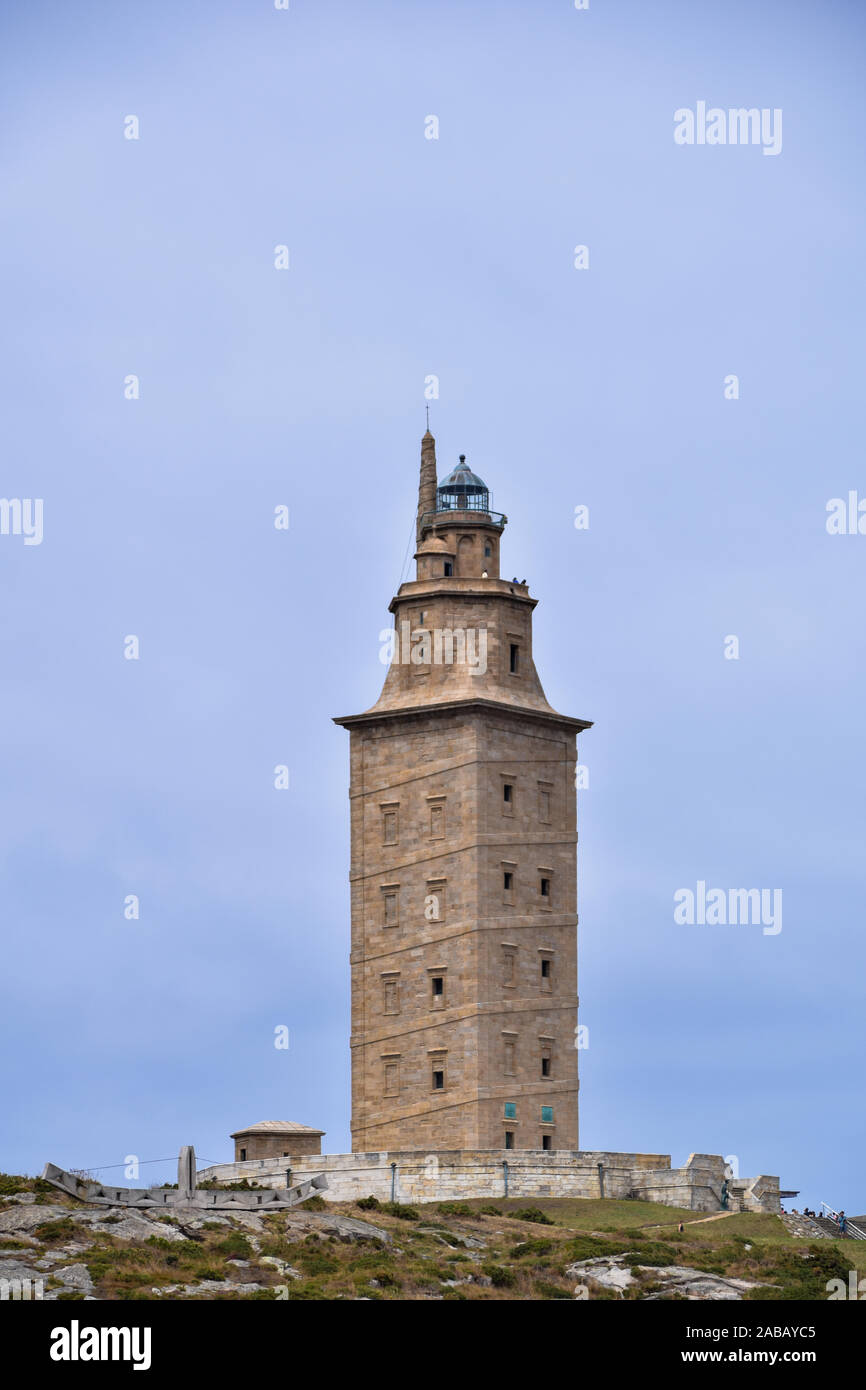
[196,1149,780,1214]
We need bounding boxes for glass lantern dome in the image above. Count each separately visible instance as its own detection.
[436,455,490,513]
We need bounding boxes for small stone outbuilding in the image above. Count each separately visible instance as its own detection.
[230,1120,325,1162]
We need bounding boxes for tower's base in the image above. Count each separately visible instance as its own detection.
[196,1149,780,1214]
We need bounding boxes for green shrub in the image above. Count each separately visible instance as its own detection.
[744,1244,850,1301]
[287,1282,330,1300]
[296,1248,340,1276]
[437,1202,473,1217]
[534,1278,573,1300]
[196,1178,267,1191]
[509,1237,554,1259]
[479,1205,503,1217]
[513,1207,554,1226]
[356,1195,381,1211]
[380,1202,420,1221]
[214,1233,253,1259]
[33,1218,76,1243]
[482,1263,518,1288]
[0,1174,29,1195]
[627,1241,678,1268]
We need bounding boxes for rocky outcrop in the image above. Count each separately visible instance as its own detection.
[565,1254,775,1301]
[286,1212,391,1244]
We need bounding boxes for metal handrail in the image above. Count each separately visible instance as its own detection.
[821,1201,866,1239]
[420,509,507,529]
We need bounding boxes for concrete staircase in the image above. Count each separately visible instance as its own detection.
[814,1215,844,1237]
[780,1209,866,1241]
[779,1212,831,1240]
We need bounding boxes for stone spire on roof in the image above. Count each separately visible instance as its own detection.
[417,429,438,543]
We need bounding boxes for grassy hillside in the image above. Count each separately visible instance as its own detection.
[0,1175,859,1301]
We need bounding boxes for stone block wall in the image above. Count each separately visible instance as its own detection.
[232,1132,322,1161]
[196,1148,780,1215]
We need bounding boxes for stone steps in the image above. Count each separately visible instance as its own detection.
[780,1212,832,1240]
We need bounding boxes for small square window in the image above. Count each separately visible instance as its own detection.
[504,1101,517,1119]
[433,1068,444,1091]
[509,643,519,674]
[239,1148,246,1161]
[541,1055,551,1077]
[431,976,444,1000]
[541,1105,554,1124]
[542,1134,552,1151]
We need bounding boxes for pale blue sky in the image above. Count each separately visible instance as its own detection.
[1,0,864,1211]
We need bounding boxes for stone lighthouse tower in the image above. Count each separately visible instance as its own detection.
[334,432,591,1152]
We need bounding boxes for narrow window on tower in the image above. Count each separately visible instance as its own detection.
[503,1035,517,1075]
[428,797,446,840]
[239,1148,246,1161]
[509,643,519,674]
[502,863,516,905]
[383,1057,400,1097]
[431,1055,446,1091]
[538,782,552,824]
[430,973,445,1009]
[539,872,553,906]
[382,974,400,1015]
[425,878,446,924]
[484,544,492,558]
[501,947,516,987]
[443,561,453,577]
[540,1042,552,1078]
[540,955,553,992]
[381,803,399,845]
[504,1131,515,1149]
[542,1134,552,1151]
[502,780,514,817]
[381,884,400,928]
